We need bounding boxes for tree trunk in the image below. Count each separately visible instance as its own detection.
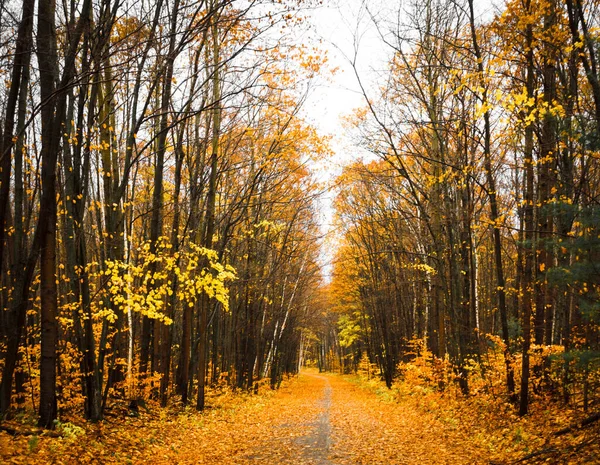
[539,1,558,346]
[197,0,221,411]
[0,0,35,420]
[36,0,59,429]
[467,0,515,400]
[520,11,535,416]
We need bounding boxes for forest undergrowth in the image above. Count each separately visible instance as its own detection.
[0,375,310,464]
[1,361,597,464]
[346,346,599,465]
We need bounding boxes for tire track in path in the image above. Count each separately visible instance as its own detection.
[246,372,333,464]
[293,374,332,464]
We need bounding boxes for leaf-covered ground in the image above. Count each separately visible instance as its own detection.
[332,374,599,465]
[1,371,597,464]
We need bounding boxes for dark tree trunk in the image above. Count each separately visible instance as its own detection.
[520,12,535,416]
[197,0,221,411]
[538,1,558,347]
[467,0,515,400]
[36,0,59,429]
[0,0,35,420]
[36,0,91,427]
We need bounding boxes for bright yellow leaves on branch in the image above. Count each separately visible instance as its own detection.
[101,237,235,324]
[503,87,566,126]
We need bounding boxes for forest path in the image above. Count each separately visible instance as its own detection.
[245,373,334,464]
[2,371,487,464]
[241,371,487,464]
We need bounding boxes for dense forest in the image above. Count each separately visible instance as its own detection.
[323,0,600,418]
[0,0,599,446]
[0,0,327,427]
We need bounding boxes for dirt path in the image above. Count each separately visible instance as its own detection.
[242,372,486,464]
[243,373,334,464]
[289,375,332,465]
[2,372,488,464]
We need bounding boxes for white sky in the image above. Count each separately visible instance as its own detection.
[302,0,499,166]
[304,0,388,163]
[300,0,390,280]
[300,0,501,280]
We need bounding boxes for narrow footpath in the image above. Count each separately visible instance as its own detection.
[2,372,488,464]
[180,371,486,465]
